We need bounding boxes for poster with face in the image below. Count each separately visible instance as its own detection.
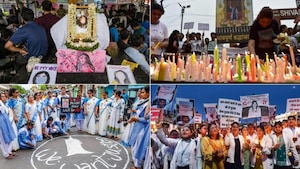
[240,93,269,119]
[28,64,57,84]
[57,49,106,73]
[106,65,136,84]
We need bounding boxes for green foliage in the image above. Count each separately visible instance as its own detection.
[39,85,47,91]
[65,42,99,52]
[12,85,27,94]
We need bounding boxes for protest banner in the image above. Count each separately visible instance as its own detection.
[240,94,269,119]
[286,98,300,112]
[218,98,242,117]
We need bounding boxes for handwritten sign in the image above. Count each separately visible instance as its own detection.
[218,98,242,117]
[106,65,136,84]
[151,108,162,121]
[286,98,300,112]
[220,116,239,128]
[261,116,270,123]
[194,113,202,123]
[198,23,209,30]
[184,22,194,29]
[28,64,57,84]
[157,85,177,101]
[61,97,81,113]
[178,101,193,116]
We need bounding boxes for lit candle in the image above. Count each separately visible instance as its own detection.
[237,54,242,82]
[158,58,167,81]
[171,62,177,81]
[265,53,270,80]
[191,52,196,64]
[214,45,219,76]
[251,55,256,82]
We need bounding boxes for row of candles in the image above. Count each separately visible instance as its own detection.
[151,46,300,83]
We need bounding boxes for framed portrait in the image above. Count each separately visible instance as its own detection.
[62,98,70,108]
[66,4,98,50]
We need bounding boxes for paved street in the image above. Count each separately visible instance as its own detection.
[0,128,133,169]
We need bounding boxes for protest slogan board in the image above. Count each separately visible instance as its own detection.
[178,101,194,116]
[151,108,163,121]
[204,103,218,122]
[240,94,269,119]
[198,23,209,31]
[218,98,242,118]
[269,105,276,122]
[220,116,239,128]
[57,49,106,73]
[184,22,194,29]
[261,116,270,123]
[215,0,253,43]
[28,64,57,84]
[286,98,300,112]
[194,113,202,123]
[61,97,81,113]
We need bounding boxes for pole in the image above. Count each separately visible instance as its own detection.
[180,7,184,33]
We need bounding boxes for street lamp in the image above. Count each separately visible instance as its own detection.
[178,3,190,33]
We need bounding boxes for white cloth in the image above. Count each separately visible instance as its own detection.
[250,135,274,168]
[0,129,13,157]
[98,98,111,136]
[271,132,299,166]
[224,133,245,165]
[50,14,109,50]
[283,127,300,168]
[124,47,150,75]
[151,21,168,55]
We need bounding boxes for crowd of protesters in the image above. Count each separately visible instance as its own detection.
[151,115,300,169]
[0,85,150,169]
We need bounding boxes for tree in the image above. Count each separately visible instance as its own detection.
[12,85,27,95]
[39,84,47,91]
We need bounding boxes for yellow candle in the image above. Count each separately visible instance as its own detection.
[191,52,196,64]
[158,59,167,81]
[214,45,219,76]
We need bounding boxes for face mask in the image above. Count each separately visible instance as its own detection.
[35,74,48,84]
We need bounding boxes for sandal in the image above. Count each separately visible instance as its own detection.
[5,154,14,159]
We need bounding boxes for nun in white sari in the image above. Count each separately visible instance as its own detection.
[83,89,99,135]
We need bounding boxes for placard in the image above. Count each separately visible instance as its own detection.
[178,101,193,116]
[184,22,194,29]
[194,113,202,123]
[28,64,57,84]
[218,98,242,117]
[220,116,239,128]
[240,94,269,119]
[261,116,269,123]
[61,97,81,113]
[106,65,136,84]
[57,49,106,73]
[198,23,209,30]
[151,108,162,121]
[286,98,300,112]
[151,85,177,110]
[204,103,218,122]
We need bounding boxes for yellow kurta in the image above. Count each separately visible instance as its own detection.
[201,136,227,169]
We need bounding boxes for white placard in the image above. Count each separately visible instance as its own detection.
[220,116,239,128]
[28,64,57,84]
[286,98,300,112]
[240,94,269,119]
[157,85,177,101]
[184,22,194,29]
[218,98,242,117]
[198,23,209,30]
[178,101,193,116]
[261,116,270,123]
[194,113,202,123]
[106,65,136,84]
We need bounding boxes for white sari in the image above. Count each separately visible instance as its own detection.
[25,102,43,141]
[107,98,125,136]
[98,98,112,136]
[83,97,98,135]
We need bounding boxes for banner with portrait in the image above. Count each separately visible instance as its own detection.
[178,101,194,117]
[240,94,269,119]
[57,49,106,73]
[151,85,177,110]
[61,97,81,113]
[28,64,57,84]
[216,0,254,43]
[204,103,218,123]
